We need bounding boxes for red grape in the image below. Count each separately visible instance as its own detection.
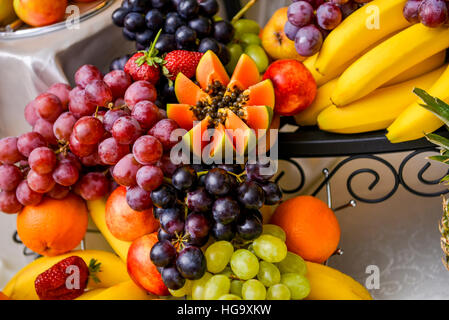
[16,180,43,206]
[0,137,25,164]
[77,172,109,200]
[85,80,113,107]
[58,152,82,170]
[73,116,105,145]
[68,87,97,118]
[53,112,77,142]
[28,147,57,175]
[157,154,180,177]
[103,70,133,99]
[288,1,314,27]
[0,190,23,213]
[34,93,63,122]
[131,100,160,129]
[27,169,55,193]
[0,164,22,191]
[403,0,422,23]
[419,0,448,28]
[80,150,102,167]
[24,101,39,127]
[103,109,130,132]
[316,2,342,30]
[148,119,180,150]
[69,132,96,157]
[46,184,70,200]
[133,135,163,165]
[47,83,72,110]
[295,24,323,56]
[17,132,46,157]
[112,116,142,144]
[284,21,300,41]
[124,81,157,109]
[52,160,79,186]
[126,185,153,211]
[75,64,102,89]
[112,153,141,186]
[33,118,58,146]
[98,137,130,165]
[136,165,164,191]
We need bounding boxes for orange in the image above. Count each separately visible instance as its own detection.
[0,292,9,300]
[270,195,340,264]
[17,194,88,257]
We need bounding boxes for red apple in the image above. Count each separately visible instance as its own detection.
[263,60,317,116]
[127,233,170,296]
[105,186,159,242]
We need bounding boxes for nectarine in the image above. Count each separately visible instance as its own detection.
[14,0,67,27]
[105,186,159,242]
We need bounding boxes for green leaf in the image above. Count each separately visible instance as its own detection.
[428,155,449,163]
[414,88,449,126]
[88,259,102,284]
[426,133,449,150]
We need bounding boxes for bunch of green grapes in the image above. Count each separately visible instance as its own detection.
[169,224,310,300]
[226,19,269,74]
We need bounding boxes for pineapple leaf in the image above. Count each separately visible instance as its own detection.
[425,133,449,150]
[414,88,449,126]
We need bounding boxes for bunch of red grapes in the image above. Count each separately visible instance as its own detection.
[403,0,449,28]
[149,162,283,290]
[0,63,180,214]
[284,0,371,57]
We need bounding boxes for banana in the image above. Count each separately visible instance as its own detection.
[303,54,350,87]
[317,66,445,134]
[87,199,131,262]
[331,24,449,107]
[387,64,449,143]
[305,261,372,300]
[315,0,410,77]
[3,250,130,300]
[76,281,157,300]
[295,78,338,126]
[296,53,445,127]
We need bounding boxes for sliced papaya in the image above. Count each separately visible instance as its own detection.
[225,110,257,156]
[244,80,275,109]
[243,105,273,138]
[166,104,197,131]
[196,50,230,90]
[228,54,261,91]
[174,73,209,105]
[203,123,235,160]
[182,118,210,158]
[257,114,280,156]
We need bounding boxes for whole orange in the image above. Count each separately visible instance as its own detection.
[17,194,88,257]
[270,195,340,263]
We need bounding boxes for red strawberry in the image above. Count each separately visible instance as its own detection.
[124,31,164,85]
[163,50,204,81]
[34,256,101,300]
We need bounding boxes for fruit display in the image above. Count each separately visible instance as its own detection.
[111,0,234,65]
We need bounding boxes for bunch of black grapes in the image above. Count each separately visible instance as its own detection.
[111,0,235,65]
[149,162,283,290]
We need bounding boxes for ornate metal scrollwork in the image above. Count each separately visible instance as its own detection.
[277,149,449,203]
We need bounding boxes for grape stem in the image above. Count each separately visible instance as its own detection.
[231,0,260,24]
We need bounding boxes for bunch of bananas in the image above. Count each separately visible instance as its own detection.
[296,0,449,143]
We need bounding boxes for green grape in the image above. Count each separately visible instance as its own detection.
[233,19,261,36]
[263,224,287,242]
[230,249,260,280]
[192,272,213,300]
[203,275,231,300]
[244,45,269,73]
[205,241,234,274]
[230,279,244,297]
[267,284,291,300]
[169,280,192,297]
[247,243,256,255]
[242,279,266,300]
[280,273,310,300]
[226,43,243,74]
[239,33,262,48]
[220,266,233,277]
[277,252,307,276]
[257,261,281,287]
[253,235,287,263]
[218,294,242,300]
